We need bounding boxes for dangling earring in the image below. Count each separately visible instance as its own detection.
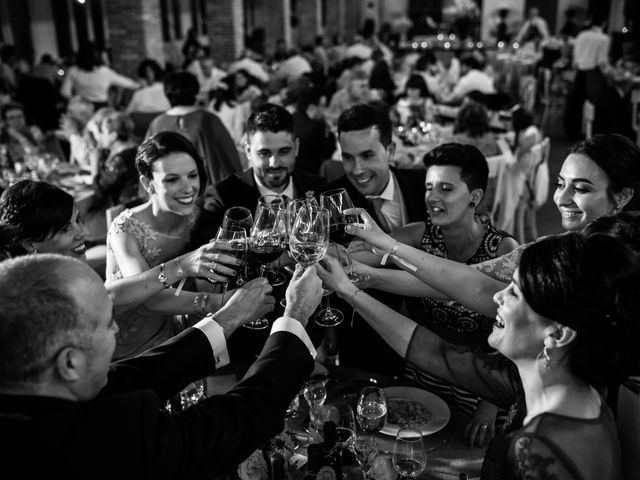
[537,346,551,370]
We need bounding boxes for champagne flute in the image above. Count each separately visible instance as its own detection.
[246,201,286,330]
[222,207,253,285]
[392,429,426,480]
[357,386,388,441]
[303,379,327,434]
[212,227,247,295]
[354,434,378,480]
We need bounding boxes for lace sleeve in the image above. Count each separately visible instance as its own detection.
[406,326,521,409]
[470,244,529,282]
[108,210,160,266]
[511,434,581,480]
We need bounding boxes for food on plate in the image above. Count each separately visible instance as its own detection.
[386,398,431,429]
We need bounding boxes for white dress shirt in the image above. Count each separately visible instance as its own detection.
[366,172,408,231]
[451,69,496,99]
[194,314,317,369]
[573,27,610,71]
[126,82,171,113]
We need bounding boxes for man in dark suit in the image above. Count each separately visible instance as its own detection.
[0,254,322,480]
[192,103,326,248]
[321,104,426,376]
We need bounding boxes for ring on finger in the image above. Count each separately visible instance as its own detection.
[210,262,217,273]
[479,423,488,430]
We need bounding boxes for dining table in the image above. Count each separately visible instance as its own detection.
[205,363,486,480]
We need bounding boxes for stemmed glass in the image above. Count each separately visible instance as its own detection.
[288,205,330,272]
[354,434,378,480]
[211,227,247,295]
[303,379,327,435]
[356,386,388,441]
[222,206,253,285]
[392,429,426,480]
[246,200,286,330]
[256,195,287,286]
[319,402,357,463]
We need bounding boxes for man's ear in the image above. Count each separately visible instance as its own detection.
[54,347,84,382]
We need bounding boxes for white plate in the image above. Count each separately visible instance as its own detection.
[380,386,450,436]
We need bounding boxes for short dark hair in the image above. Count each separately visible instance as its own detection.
[519,233,640,388]
[137,58,164,82]
[136,131,208,194]
[415,51,437,71]
[511,106,535,133]
[0,102,24,121]
[75,44,100,71]
[422,142,489,193]
[460,54,481,71]
[582,211,640,255]
[163,70,200,106]
[246,103,294,138]
[404,74,431,99]
[0,255,89,388]
[337,103,392,147]
[453,101,491,137]
[0,180,74,255]
[566,134,640,211]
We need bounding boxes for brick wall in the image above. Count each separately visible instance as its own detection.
[208,0,245,65]
[104,0,164,77]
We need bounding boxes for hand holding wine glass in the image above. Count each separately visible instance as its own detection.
[392,429,426,480]
[289,205,329,272]
[222,206,253,285]
[209,227,247,293]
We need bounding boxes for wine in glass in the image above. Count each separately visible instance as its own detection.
[222,206,253,284]
[357,386,388,439]
[256,195,287,286]
[392,429,426,480]
[289,205,329,270]
[354,434,378,480]
[211,227,247,294]
[246,202,286,330]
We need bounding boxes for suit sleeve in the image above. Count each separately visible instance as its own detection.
[149,330,315,479]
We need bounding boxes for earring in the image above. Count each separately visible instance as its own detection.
[537,346,551,370]
[469,201,476,208]
[148,185,155,195]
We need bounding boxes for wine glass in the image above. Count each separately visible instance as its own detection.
[303,379,327,434]
[256,195,287,286]
[222,207,253,285]
[354,434,378,480]
[289,205,329,271]
[319,401,357,463]
[392,429,426,480]
[210,227,247,294]
[245,201,286,330]
[357,386,387,440]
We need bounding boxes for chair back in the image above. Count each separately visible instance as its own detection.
[519,75,537,112]
[582,100,594,139]
[525,137,551,209]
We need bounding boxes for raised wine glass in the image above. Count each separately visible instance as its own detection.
[211,227,247,295]
[222,206,253,285]
[356,386,388,441]
[245,201,286,330]
[392,429,426,480]
[257,195,287,286]
[289,205,329,271]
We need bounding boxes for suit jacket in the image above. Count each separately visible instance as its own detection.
[320,169,427,376]
[190,169,326,250]
[0,327,314,480]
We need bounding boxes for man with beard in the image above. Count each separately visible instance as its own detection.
[193,103,325,246]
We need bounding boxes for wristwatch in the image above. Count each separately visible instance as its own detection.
[158,263,169,288]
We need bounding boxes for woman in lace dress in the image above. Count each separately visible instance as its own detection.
[107,131,242,360]
[319,232,640,479]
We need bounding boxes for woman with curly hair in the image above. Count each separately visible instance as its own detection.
[452,100,502,157]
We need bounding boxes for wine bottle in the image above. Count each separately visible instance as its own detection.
[270,452,286,480]
[304,444,323,480]
[321,421,343,480]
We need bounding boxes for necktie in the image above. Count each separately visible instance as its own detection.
[369,197,390,233]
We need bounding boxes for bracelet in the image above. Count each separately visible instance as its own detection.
[380,243,399,266]
[349,289,364,306]
[174,256,184,278]
[193,293,209,318]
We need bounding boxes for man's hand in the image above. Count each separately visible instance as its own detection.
[214,278,275,337]
[283,265,323,328]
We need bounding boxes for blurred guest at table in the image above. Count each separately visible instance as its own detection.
[61,44,139,110]
[452,101,501,157]
[58,96,95,169]
[325,69,370,127]
[225,69,264,105]
[368,49,396,107]
[559,7,582,40]
[393,74,435,127]
[146,71,242,185]
[0,101,44,166]
[14,55,62,133]
[413,51,444,101]
[0,253,321,480]
[194,103,325,246]
[0,44,17,93]
[318,230,640,480]
[209,82,247,147]
[493,8,512,44]
[514,7,550,46]
[0,178,244,320]
[564,11,610,140]
[186,46,227,100]
[439,54,461,91]
[126,59,171,114]
[440,54,496,105]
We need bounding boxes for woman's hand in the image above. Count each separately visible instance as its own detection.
[343,208,396,255]
[178,241,242,283]
[315,255,356,298]
[464,400,498,448]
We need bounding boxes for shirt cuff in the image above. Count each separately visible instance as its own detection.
[193,314,231,368]
[271,316,317,359]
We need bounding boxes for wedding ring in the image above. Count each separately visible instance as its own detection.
[210,262,217,272]
[479,424,488,430]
